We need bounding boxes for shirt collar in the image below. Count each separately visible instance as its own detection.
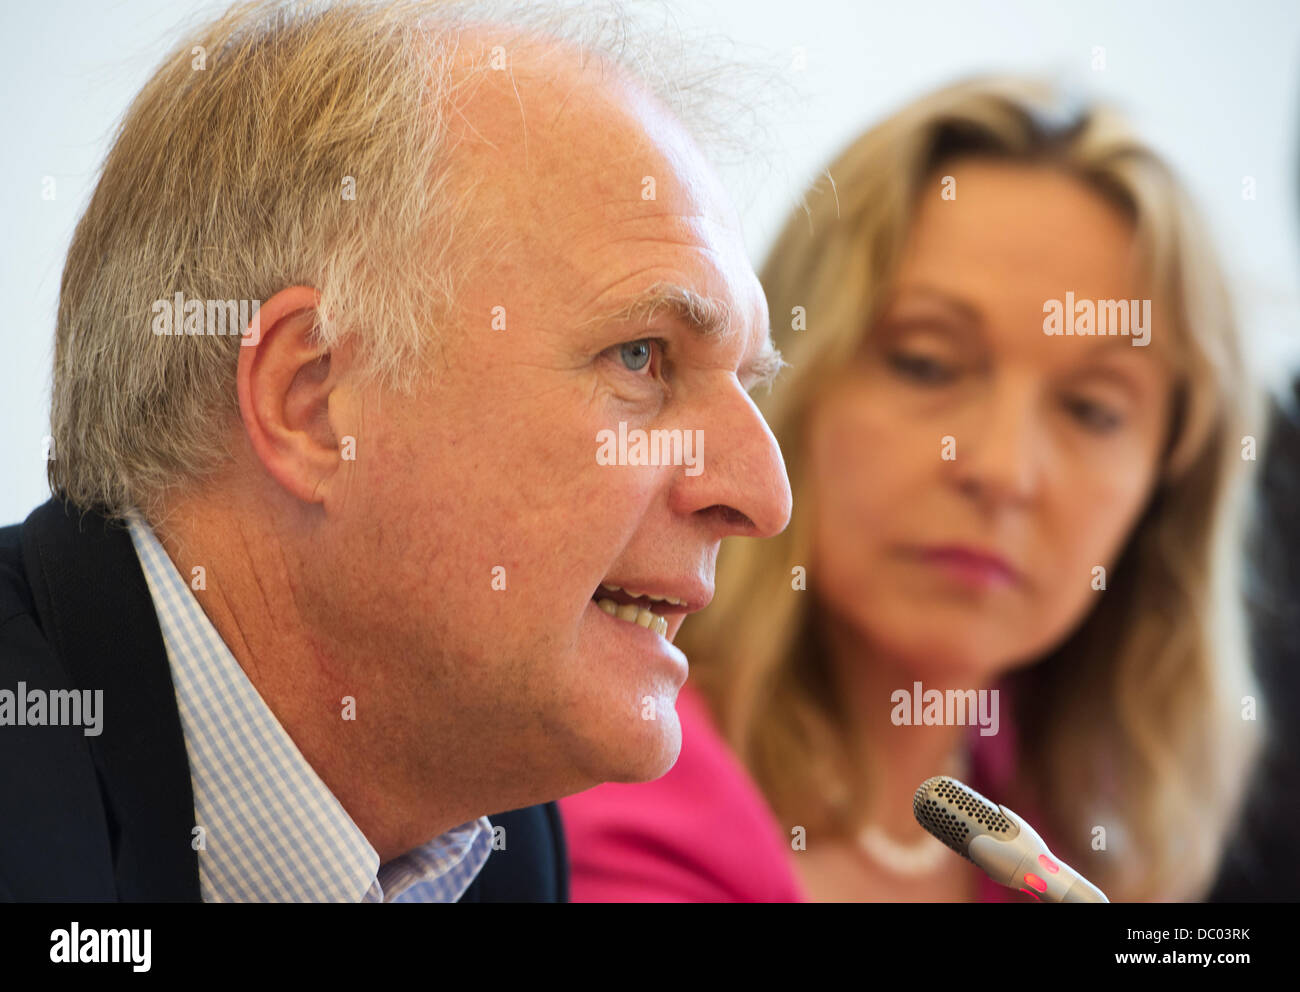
[124,511,492,902]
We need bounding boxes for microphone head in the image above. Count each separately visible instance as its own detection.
[912,774,1019,861]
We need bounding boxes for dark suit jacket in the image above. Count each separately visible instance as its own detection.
[1209,376,1300,901]
[0,498,567,902]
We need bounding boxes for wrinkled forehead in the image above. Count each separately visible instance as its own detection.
[441,28,743,254]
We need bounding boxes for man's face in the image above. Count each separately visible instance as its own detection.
[321,50,791,809]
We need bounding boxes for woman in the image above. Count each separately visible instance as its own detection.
[559,77,1265,902]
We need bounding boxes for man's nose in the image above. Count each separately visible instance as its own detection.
[669,387,793,539]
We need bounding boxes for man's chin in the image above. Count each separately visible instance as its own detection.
[622,709,683,782]
[564,697,683,788]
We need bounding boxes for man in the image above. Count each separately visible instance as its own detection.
[0,0,791,901]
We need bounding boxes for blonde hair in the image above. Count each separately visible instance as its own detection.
[48,0,768,521]
[680,77,1265,901]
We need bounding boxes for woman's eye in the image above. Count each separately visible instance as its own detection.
[1066,396,1123,433]
[888,350,955,384]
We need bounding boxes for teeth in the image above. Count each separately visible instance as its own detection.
[594,597,669,638]
[597,583,686,607]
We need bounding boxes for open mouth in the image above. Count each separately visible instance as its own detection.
[590,582,687,639]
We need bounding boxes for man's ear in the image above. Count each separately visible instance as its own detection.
[236,286,356,506]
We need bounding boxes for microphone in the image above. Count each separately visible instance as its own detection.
[913,775,1109,903]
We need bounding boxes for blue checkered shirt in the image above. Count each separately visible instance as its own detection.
[125,512,493,902]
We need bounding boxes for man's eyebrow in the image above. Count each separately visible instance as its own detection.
[580,280,787,389]
[580,281,738,340]
[743,344,788,393]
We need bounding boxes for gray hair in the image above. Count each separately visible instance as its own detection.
[49,0,772,521]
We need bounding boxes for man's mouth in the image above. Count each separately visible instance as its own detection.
[590,582,689,639]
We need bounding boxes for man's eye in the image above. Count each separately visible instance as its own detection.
[888,350,956,384]
[620,340,652,371]
[610,338,662,374]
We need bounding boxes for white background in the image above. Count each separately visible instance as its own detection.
[2,0,1297,522]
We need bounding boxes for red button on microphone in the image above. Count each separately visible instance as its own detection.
[1023,872,1047,893]
[1038,854,1060,874]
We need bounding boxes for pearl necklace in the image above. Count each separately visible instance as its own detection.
[857,823,951,875]
[855,749,970,877]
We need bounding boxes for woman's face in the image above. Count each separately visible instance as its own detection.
[809,159,1175,677]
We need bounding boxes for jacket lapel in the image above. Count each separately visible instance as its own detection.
[23,499,201,901]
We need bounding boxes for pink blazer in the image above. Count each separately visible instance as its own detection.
[559,681,1044,902]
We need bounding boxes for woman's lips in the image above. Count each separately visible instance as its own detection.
[908,545,1023,588]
